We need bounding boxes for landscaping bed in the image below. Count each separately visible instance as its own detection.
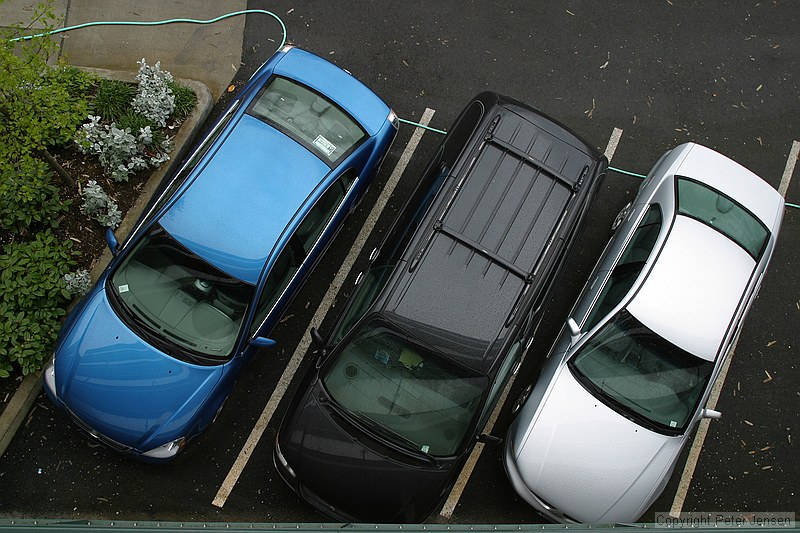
[0,53,200,380]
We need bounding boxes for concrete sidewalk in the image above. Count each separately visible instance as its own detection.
[1,0,246,99]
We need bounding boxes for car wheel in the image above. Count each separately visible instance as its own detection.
[511,383,533,416]
[611,202,632,230]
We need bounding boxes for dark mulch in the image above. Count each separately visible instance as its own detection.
[48,144,152,272]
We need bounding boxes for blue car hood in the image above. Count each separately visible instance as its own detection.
[54,286,224,450]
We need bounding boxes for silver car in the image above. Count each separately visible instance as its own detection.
[503,142,784,524]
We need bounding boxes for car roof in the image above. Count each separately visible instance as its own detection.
[627,215,755,361]
[386,97,603,373]
[671,143,783,231]
[274,48,389,137]
[159,114,329,284]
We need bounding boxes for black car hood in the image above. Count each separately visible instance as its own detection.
[279,380,457,523]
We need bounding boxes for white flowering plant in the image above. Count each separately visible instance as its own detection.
[80,180,122,228]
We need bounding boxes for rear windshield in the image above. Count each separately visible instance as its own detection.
[676,177,769,259]
[248,77,366,165]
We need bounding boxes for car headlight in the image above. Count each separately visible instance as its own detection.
[43,356,57,396]
[142,437,186,459]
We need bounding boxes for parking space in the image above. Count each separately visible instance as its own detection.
[1,1,798,525]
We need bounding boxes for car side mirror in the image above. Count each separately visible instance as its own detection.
[250,337,277,348]
[476,433,502,444]
[310,327,328,367]
[567,317,582,344]
[701,408,722,419]
[310,327,325,349]
[105,228,120,256]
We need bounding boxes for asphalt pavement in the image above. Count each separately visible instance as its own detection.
[0,0,798,527]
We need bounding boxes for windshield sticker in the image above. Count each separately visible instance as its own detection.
[118,284,129,293]
[313,135,337,157]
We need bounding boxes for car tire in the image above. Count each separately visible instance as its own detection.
[510,383,534,416]
[611,202,632,230]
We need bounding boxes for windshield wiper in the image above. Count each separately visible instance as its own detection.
[318,395,438,467]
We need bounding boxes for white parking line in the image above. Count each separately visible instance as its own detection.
[211,108,436,508]
[669,139,799,517]
[604,127,624,161]
[439,127,624,520]
[778,140,800,197]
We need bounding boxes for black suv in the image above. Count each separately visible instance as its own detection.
[274,92,608,523]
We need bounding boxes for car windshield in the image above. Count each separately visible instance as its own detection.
[568,310,714,434]
[322,317,487,456]
[110,225,254,362]
[676,176,769,259]
[248,76,366,165]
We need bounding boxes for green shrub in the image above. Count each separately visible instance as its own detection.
[169,80,197,120]
[45,64,97,101]
[0,154,70,233]
[0,231,79,376]
[93,78,136,122]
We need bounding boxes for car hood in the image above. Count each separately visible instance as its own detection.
[53,286,224,450]
[511,367,683,523]
[280,380,455,523]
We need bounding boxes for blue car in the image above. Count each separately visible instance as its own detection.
[43,45,398,462]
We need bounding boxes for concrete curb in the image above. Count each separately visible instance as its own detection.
[0,70,214,459]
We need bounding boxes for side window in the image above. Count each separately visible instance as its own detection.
[331,161,450,344]
[331,264,393,344]
[250,172,354,336]
[584,205,662,331]
[295,171,353,253]
[478,338,523,429]
[249,246,299,336]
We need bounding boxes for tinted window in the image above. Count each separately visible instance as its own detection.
[441,100,484,167]
[584,205,662,331]
[329,165,448,344]
[249,245,299,336]
[250,175,351,336]
[676,177,768,259]
[295,174,350,253]
[248,77,365,165]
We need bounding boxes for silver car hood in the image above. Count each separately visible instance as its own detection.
[513,366,685,523]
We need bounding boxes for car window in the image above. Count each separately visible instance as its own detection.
[250,173,353,336]
[322,317,487,456]
[249,245,299,337]
[110,224,254,361]
[584,205,662,331]
[295,171,353,253]
[248,77,366,165]
[332,265,394,344]
[478,338,522,428]
[676,177,769,259]
[569,309,714,434]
